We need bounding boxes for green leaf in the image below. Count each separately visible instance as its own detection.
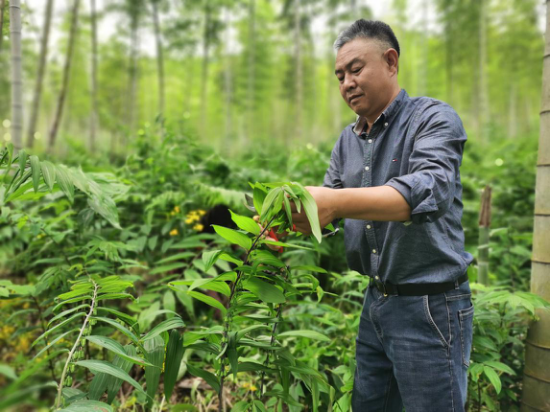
[260,187,283,220]
[293,265,327,273]
[140,317,185,342]
[212,225,252,251]
[187,364,220,393]
[96,307,137,326]
[47,304,89,327]
[252,185,267,215]
[92,317,140,344]
[32,329,78,360]
[277,330,331,342]
[202,250,222,272]
[85,336,153,366]
[0,364,17,380]
[187,291,227,314]
[75,360,146,395]
[295,183,322,243]
[55,165,74,203]
[229,210,260,235]
[483,366,502,394]
[242,277,285,304]
[262,239,314,251]
[29,155,40,192]
[150,262,187,275]
[144,336,165,410]
[40,161,56,191]
[164,331,185,399]
[189,277,231,296]
[31,312,86,348]
[483,361,515,376]
[59,400,114,412]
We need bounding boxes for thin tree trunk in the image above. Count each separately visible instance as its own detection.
[417,0,428,96]
[124,10,139,145]
[521,0,550,410]
[89,0,98,152]
[200,0,211,138]
[10,0,23,149]
[293,0,302,144]
[0,0,7,53]
[507,83,517,139]
[246,0,255,143]
[478,0,489,144]
[477,185,491,286]
[47,0,81,152]
[223,7,232,142]
[27,0,54,149]
[152,0,164,129]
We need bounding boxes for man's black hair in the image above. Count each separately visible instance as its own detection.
[333,19,400,58]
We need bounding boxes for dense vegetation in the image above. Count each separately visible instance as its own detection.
[0,0,549,411]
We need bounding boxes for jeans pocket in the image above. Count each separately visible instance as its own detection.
[423,294,451,349]
[458,301,474,367]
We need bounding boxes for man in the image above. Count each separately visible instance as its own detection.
[290,20,475,412]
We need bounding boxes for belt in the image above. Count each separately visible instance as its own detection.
[369,273,469,297]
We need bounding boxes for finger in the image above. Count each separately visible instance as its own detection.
[289,200,298,213]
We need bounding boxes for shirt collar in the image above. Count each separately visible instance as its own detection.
[352,88,409,136]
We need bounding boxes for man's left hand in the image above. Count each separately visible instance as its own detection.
[290,186,337,236]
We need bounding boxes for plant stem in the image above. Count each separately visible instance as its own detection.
[259,266,289,397]
[55,281,99,409]
[32,296,57,381]
[218,216,276,412]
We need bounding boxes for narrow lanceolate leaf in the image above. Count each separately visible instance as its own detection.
[260,186,283,220]
[229,210,260,235]
[40,161,56,191]
[59,400,114,412]
[31,312,87,348]
[47,304,89,327]
[144,336,164,410]
[85,336,153,366]
[202,250,222,272]
[483,366,502,394]
[52,296,93,313]
[211,225,252,251]
[89,345,137,403]
[164,330,185,399]
[29,155,41,192]
[75,360,145,395]
[96,307,137,327]
[92,317,140,344]
[32,329,78,360]
[242,277,286,304]
[295,183,322,243]
[187,291,227,314]
[187,364,220,393]
[140,317,185,343]
[277,330,331,342]
[55,165,74,203]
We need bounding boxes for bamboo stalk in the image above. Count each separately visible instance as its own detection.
[477,185,491,285]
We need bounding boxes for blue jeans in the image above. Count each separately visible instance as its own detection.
[352,279,474,412]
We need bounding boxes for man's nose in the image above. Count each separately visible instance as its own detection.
[341,74,356,92]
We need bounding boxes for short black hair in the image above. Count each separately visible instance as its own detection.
[333,19,400,57]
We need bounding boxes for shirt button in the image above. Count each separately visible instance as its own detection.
[366,224,371,229]
[367,139,372,143]
[372,249,377,254]
[364,166,370,171]
[384,122,388,128]
[375,276,379,280]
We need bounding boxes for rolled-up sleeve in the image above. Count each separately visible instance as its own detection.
[384,108,467,225]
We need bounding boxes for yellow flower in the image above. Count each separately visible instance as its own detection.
[242,382,250,389]
[198,209,206,216]
[192,224,204,232]
[249,385,258,392]
[185,217,194,224]
[173,206,180,213]
[169,229,179,236]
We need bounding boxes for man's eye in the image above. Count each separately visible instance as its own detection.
[352,67,362,73]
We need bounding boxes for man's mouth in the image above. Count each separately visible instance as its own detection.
[349,94,362,103]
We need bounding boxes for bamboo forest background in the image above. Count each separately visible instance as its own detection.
[1,0,549,411]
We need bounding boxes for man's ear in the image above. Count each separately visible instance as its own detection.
[384,49,399,75]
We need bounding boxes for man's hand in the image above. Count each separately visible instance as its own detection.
[290,186,337,236]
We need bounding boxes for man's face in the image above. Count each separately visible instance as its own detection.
[335,38,397,119]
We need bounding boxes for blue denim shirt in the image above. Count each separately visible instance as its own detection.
[323,89,473,284]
